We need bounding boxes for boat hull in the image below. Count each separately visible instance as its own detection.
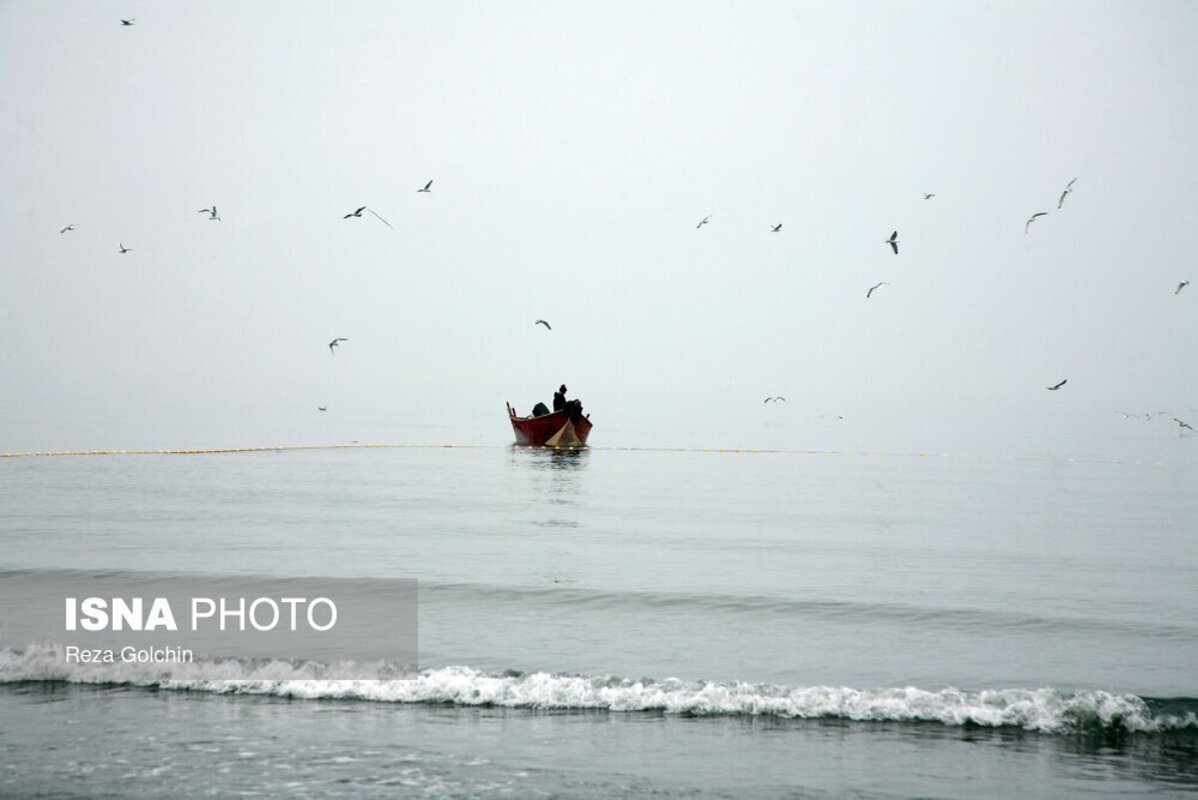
[507,404,593,447]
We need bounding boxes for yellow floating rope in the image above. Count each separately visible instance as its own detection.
[0,444,1166,466]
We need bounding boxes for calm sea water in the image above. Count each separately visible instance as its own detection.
[2,443,1196,797]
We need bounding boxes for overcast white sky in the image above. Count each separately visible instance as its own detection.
[1,1,1195,457]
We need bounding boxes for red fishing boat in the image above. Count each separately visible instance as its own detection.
[506,403,593,447]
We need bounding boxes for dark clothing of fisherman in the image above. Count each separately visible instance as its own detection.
[554,384,584,422]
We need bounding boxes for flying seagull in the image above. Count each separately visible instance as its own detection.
[697,215,711,229]
[1025,212,1048,234]
[866,281,890,298]
[417,180,433,193]
[535,319,552,330]
[1174,417,1195,431]
[764,396,786,403]
[328,337,348,355]
[317,406,328,412]
[197,206,220,221]
[343,206,392,228]
[118,243,131,253]
[924,193,935,200]
[1058,177,1077,209]
[1046,379,1067,391]
[59,224,76,233]
[1176,280,1190,295]
[120,18,135,26]
[1113,411,1139,419]
[885,231,899,255]
[771,224,782,232]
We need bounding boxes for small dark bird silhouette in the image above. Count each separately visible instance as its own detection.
[771,224,782,232]
[1176,280,1190,295]
[764,396,786,403]
[924,193,935,200]
[317,406,328,412]
[197,206,220,221]
[118,243,131,253]
[59,224,76,233]
[1046,379,1067,391]
[866,281,890,299]
[885,231,898,254]
[1058,177,1077,209]
[1173,417,1194,431]
[343,206,392,228]
[417,180,433,193]
[1025,212,1048,234]
[120,18,135,26]
[535,319,552,330]
[328,337,348,354]
[697,215,711,229]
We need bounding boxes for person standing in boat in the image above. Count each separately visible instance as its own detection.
[553,384,568,412]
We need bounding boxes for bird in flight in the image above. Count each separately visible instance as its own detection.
[764,396,786,403]
[885,231,899,255]
[924,193,935,200]
[697,215,711,229]
[317,406,328,412]
[1115,411,1167,420]
[1176,280,1190,295]
[866,281,890,299]
[771,224,782,232]
[535,319,552,330]
[118,243,131,253]
[197,206,220,221]
[1025,212,1048,234]
[1174,417,1195,431]
[59,224,76,233]
[343,206,392,228]
[417,180,433,193]
[120,18,135,26]
[1058,178,1077,209]
[1046,379,1067,391]
[328,337,348,354]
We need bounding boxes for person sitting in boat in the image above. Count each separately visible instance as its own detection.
[531,402,550,417]
[553,384,584,421]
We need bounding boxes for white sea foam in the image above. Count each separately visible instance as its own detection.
[2,644,1194,735]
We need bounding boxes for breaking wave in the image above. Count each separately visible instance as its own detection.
[2,643,1195,736]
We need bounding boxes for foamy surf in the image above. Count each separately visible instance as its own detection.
[2,643,1194,735]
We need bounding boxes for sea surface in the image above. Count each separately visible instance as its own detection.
[1,438,1197,798]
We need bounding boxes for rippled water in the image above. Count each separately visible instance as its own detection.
[1,445,1196,797]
